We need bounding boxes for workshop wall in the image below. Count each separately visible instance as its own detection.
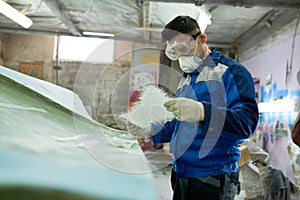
[1,33,163,129]
[244,34,300,92]
[0,34,4,66]
[2,34,133,128]
[57,60,131,127]
[55,40,133,127]
[243,33,300,127]
[2,33,55,82]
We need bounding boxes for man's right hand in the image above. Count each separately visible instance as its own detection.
[127,121,152,137]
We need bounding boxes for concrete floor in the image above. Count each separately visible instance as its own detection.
[152,165,173,200]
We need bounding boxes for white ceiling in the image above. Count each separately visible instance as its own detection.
[1,0,300,60]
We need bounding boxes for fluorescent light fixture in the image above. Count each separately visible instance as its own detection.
[0,0,33,29]
[82,31,114,37]
[258,99,300,113]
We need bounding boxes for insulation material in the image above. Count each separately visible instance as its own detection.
[121,86,174,128]
[267,134,296,185]
[0,66,92,121]
[243,139,269,162]
[259,165,291,199]
[288,141,300,187]
[240,162,265,199]
[0,66,159,199]
[255,123,297,185]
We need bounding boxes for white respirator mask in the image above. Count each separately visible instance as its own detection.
[165,31,203,73]
[178,41,202,73]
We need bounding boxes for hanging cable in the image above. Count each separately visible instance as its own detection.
[286,13,300,86]
[53,35,62,85]
[290,13,300,72]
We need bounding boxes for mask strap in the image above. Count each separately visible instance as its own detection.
[203,48,211,60]
[193,40,198,56]
[192,41,203,64]
[192,31,201,40]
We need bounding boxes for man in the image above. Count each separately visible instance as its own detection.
[128,15,259,200]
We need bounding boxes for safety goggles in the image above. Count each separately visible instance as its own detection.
[165,31,201,61]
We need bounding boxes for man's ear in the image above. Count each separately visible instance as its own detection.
[197,33,207,44]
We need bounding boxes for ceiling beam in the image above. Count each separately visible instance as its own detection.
[195,0,300,8]
[235,9,276,43]
[142,1,151,41]
[43,0,81,36]
[144,0,300,9]
[239,9,300,61]
[0,27,73,37]
[0,26,234,49]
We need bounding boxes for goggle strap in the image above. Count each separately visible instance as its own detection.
[192,31,202,40]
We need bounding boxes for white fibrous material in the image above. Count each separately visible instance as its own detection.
[121,86,174,128]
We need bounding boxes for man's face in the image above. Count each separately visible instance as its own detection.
[165,33,197,61]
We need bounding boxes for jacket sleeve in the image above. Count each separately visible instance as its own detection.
[202,63,259,140]
[151,120,176,144]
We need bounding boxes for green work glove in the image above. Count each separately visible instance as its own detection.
[164,98,205,122]
[127,121,152,137]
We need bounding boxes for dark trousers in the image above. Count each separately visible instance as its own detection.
[171,169,239,200]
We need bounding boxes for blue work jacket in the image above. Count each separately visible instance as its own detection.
[151,49,259,178]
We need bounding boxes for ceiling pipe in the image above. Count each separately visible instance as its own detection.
[0,26,234,48]
[43,0,81,36]
[142,1,151,42]
[235,9,276,43]
[0,27,73,36]
[144,0,300,8]
[195,0,300,8]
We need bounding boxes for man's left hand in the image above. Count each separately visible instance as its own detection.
[164,98,205,122]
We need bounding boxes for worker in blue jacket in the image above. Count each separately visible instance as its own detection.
[128,15,259,200]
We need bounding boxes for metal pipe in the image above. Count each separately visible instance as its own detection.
[234,9,276,43]
[143,1,151,42]
[53,35,62,85]
[0,26,235,48]
[145,0,300,8]
[0,27,73,36]
[43,0,81,36]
